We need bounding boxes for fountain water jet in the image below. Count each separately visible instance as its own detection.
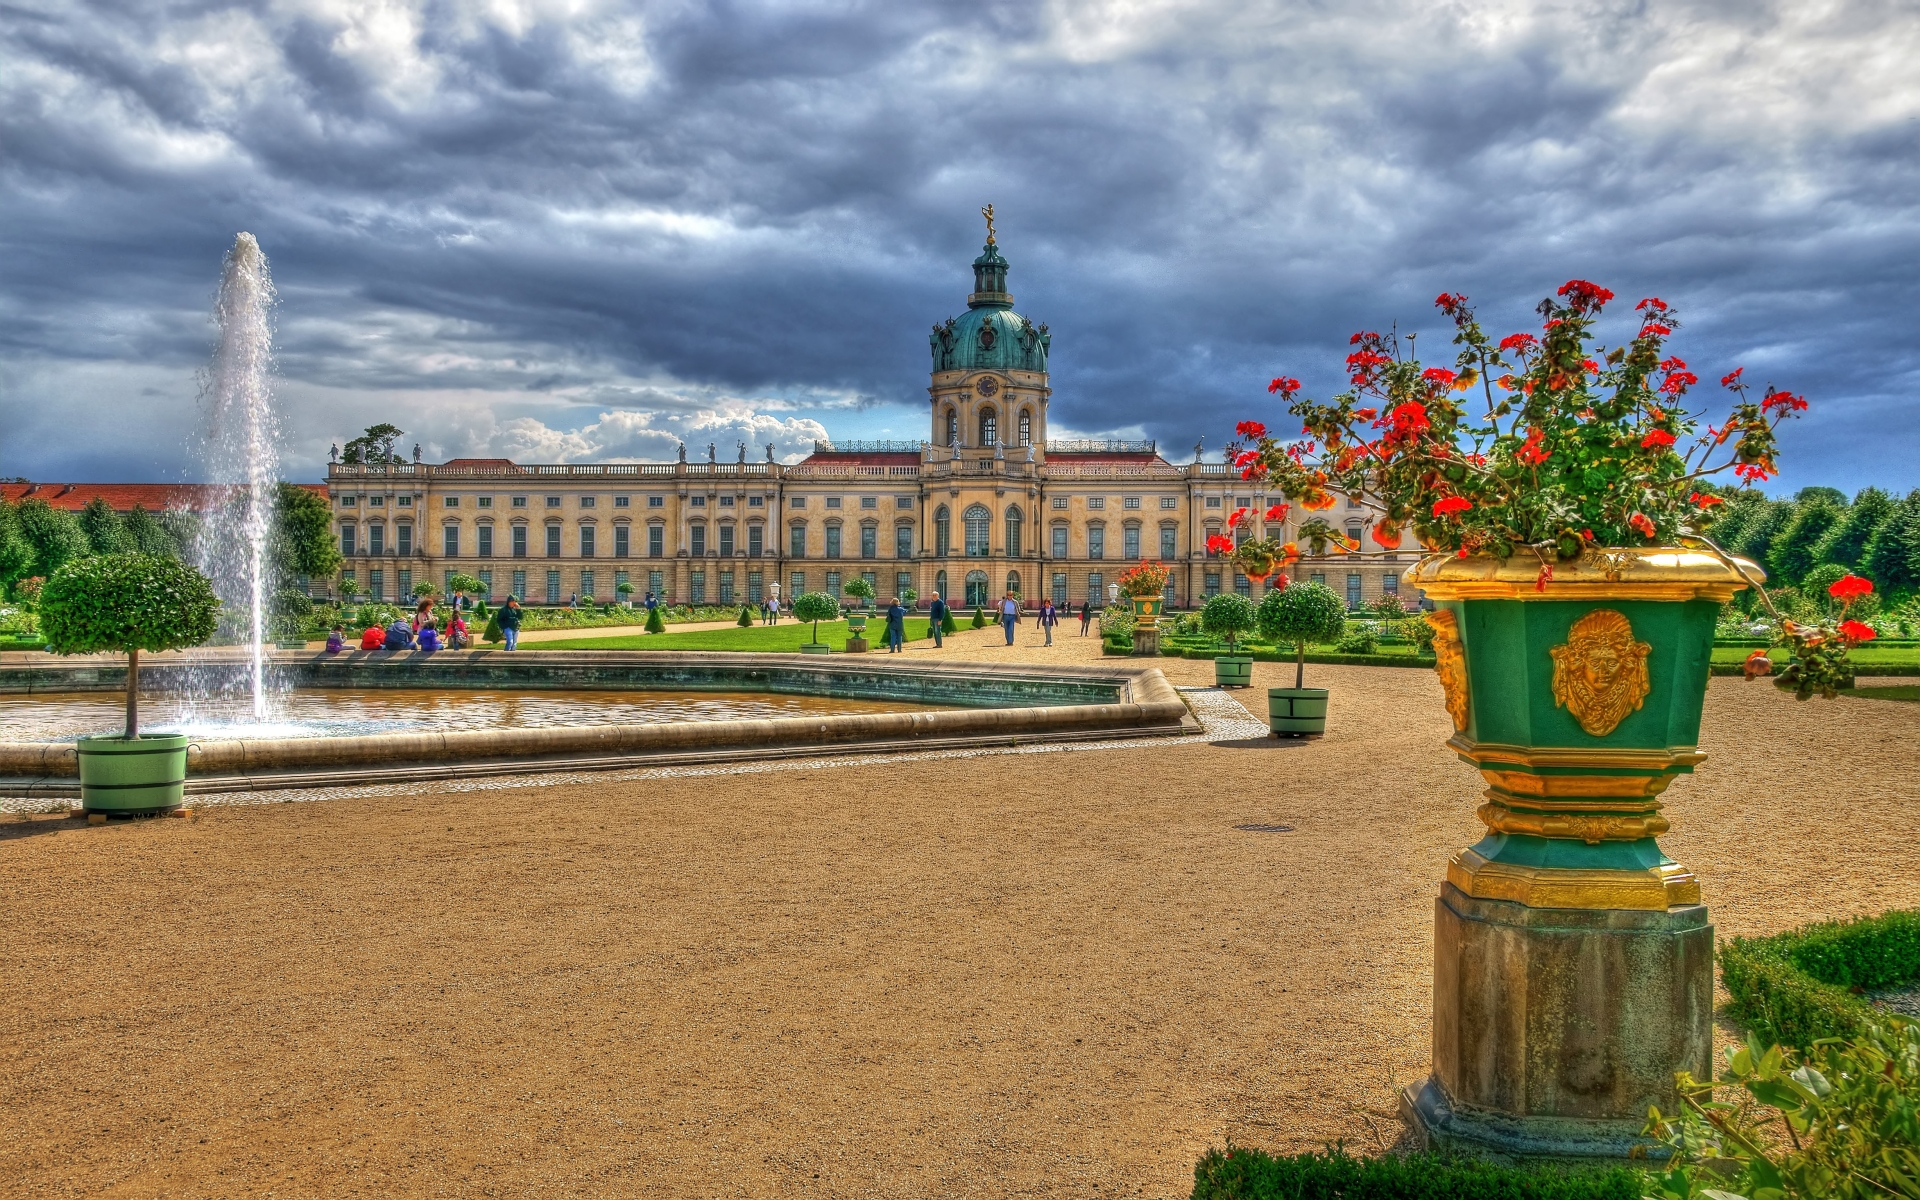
[192,233,282,722]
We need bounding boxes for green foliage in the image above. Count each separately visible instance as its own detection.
[482,614,503,644]
[122,506,177,558]
[616,580,634,595]
[1410,613,1438,653]
[410,579,437,599]
[1863,491,1920,597]
[1200,592,1258,650]
[1816,488,1895,570]
[271,483,343,582]
[40,554,219,655]
[1190,1144,1636,1200]
[1767,496,1843,587]
[940,606,957,634]
[738,605,754,627]
[270,589,313,619]
[793,591,839,642]
[1256,581,1347,649]
[1646,1023,1920,1200]
[1732,500,1794,569]
[16,499,90,581]
[1336,625,1380,654]
[337,575,360,599]
[1800,564,1850,611]
[1099,604,1137,639]
[1721,909,1920,1050]
[446,573,485,597]
[842,576,875,608]
[78,496,133,555]
[340,423,405,465]
[644,605,666,634]
[971,605,986,628]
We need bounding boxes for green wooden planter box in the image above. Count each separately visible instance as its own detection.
[1215,655,1254,688]
[799,643,831,655]
[1268,688,1328,736]
[76,733,189,815]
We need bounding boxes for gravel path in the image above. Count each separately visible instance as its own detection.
[4,638,1916,1198]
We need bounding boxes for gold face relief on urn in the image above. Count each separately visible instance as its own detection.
[1549,609,1651,736]
[1427,608,1470,732]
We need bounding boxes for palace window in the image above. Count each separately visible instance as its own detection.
[825,526,841,558]
[1160,526,1178,559]
[1123,526,1140,559]
[648,525,664,558]
[1018,411,1032,446]
[614,526,629,558]
[719,524,735,556]
[979,408,997,447]
[1052,526,1067,559]
[1051,496,1068,509]
[895,525,913,559]
[444,496,459,508]
[690,525,707,556]
[1088,527,1104,560]
[790,525,807,558]
[580,526,596,558]
[443,526,458,557]
[748,525,763,556]
[945,409,959,447]
[545,525,561,557]
[935,506,951,557]
[395,524,411,555]
[478,526,493,558]
[963,505,991,557]
[1004,507,1022,557]
[1161,496,1178,509]
[511,526,526,557]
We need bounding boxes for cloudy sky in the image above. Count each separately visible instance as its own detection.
[3,0,1917,492]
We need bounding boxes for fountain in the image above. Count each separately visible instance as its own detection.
[192,233,281,724]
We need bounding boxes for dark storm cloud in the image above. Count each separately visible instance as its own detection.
[2,0,1917,488]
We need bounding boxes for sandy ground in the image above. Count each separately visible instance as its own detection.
[4,625,1918,1199]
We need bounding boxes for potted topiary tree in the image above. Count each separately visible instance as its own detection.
[1201,592,1258,687]
[1116,561,1172,655]
[1233,281,1861,1158]
[1254,580,1345,735]
[793,591,839,654]
[39,553,219,816]
[617,580,635,608]
[337,575,359,605]
[841,577,874,652]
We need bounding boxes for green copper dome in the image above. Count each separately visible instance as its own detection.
[930,242,1050,373]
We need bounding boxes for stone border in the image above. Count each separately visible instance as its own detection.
[0,651,1193,796]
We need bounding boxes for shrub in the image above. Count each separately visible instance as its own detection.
[1256,581,1347,689]
[737,605,754,627]
[941,605,957,634]
[1410,613,1438,654]
[1191,1145,1636,1200]
[971,606,986,629]
[644,606,666,634]
[901,588,918,608]
[410,579,437,600]
[446,572,485,600]
[843,576,875,609]
[1099,604,1137,639]
[15,576,44,604]
[793,592,839,644]
[40,554,220,738]
[1200,592,1258,652]
[1721,909,1920,1050]
[482,614,503,644]
[1336,625,1379,655]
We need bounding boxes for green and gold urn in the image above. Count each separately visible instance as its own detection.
[1400,548,1757,1160]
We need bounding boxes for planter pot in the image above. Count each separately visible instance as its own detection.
[845,614,868,633]
[1215,655,1254,688]
[1129,596,1164,630]
[799,643,831,654]
[1399,548,1756,1161]
[76,733,188,815]
[1267,687,1328,736]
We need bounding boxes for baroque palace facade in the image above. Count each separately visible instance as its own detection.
[324,237,1419,610]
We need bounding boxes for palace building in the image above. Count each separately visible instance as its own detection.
[324,234,1418,610]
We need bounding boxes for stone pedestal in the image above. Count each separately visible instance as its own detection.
[1401,882,1713,1160]
[1131,626,1160,656]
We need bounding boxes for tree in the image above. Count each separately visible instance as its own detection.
[0,499,31,592]
[1862,491,1920,597]
[1201,592,1258,653]
[446,573,484,603]
[793,591,840,645]
[78,496,133,555]
[1814,487,1894,570]
[644,605,666,634]
[122,505,179,558]
[1256,581,1347,690]
[15,499,90,580]
[411,579,437,600]
[1767,495,1843,587]
[842,575,875,610]
[1708,489,1771,553]
[39,554,219,739]
[271,483,342,584]
[737,605,754,627]
[340,423,406,465]
[1731,500,1793,571]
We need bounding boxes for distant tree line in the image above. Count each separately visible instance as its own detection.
[1709,484,1920,610]
[0,484,340,602]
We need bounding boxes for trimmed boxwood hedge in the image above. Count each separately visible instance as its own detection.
[1191,1146,1638,1200]
[1721,908,1920,1051]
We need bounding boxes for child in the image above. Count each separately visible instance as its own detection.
[325,625,346,654]
[417,623,442,651]
[359,623,386,651]
[447,612,470,650]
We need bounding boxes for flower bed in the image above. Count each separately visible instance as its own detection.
[1190,1145,1637,1200]
[1720,909,1920,1051]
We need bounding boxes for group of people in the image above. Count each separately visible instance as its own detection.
[327,596,496,654]
[988,593,1094,646]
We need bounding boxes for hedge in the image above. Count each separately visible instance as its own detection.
[1720,908,1920,1051]
[1190,1145,1638,1200]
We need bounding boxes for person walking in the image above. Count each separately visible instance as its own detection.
[499,595,523,651]
[928,592,947,648]
[884,595,906,653]
[999,591,1019,646]
[1078,599,1093,636]
[1040,598,1057,646]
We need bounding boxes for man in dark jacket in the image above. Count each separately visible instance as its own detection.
[928,592,948,648]
[384,617,415,651]
[498,596,524,651]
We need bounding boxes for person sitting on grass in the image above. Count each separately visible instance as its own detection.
[384,617,416,651]
[359,622,385,651]
[325,625,346,654]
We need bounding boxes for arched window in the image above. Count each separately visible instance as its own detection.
[978,407,998,447]
[964,570,989,607]
[1004,505,1023,558]
[935,569,948,602]
[963,504,991,557]
[945,409,959,447]
[1006,571,1021,598]
[1346,521,1364,545]
[934,505,951,557]
[1018,410,1032,447]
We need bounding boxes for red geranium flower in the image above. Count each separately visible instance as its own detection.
[1828,574,1874,603]
[1385,401,1430,440]
[1264,504,1289,521]
[1838,619,1878,645]
[1515,426,1550,465]
[1434,293,1466,314]
[1228,508,1250,527]
[1659,371,1698,395]
[1353,407,1377,421]
[1720,367,1744,388]
[1236,420,1268,439]
[1641,323,1672,337]
[1734,460,1774,484]
[1205,534,1235,556]
[1762,389,1808,413]
[1556,280,1616,308]
[1498,333,1538,354]
[1266,378,1300,396]
[1640,429,1677,449]
[1689,491,1724,508]
[1635,297,1668,312]
[1421,367,1457,387]
[1432,496,1472,517]
[1628,512,1656,539]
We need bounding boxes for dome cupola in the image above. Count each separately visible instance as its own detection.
[929,213,1050,374]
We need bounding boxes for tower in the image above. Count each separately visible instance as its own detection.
[927,215,1051,460]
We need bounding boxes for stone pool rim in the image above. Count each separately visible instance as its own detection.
[0,650,1194,797]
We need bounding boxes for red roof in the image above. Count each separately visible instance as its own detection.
[0,482,327,513]
[1043,452,1165,464]
[798,452,922,466]
[442,458,520,468]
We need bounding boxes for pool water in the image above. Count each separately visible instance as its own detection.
[0,689,941,742]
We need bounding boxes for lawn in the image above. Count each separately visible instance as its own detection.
[528,618,941,652]
[1710,643,1918,670]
